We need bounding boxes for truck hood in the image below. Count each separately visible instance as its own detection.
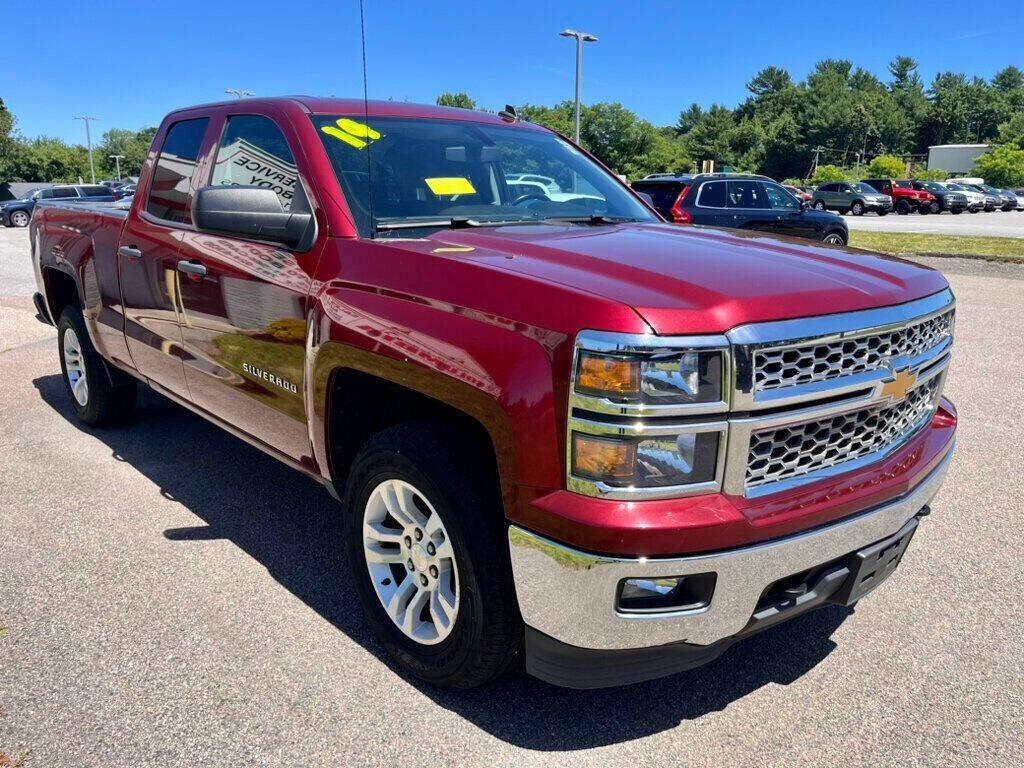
[387,222,949,335]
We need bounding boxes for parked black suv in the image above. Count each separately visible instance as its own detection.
[634,173,848,245]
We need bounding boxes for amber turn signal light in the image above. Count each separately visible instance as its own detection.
[572,433,637,480]
[576,353,640,397]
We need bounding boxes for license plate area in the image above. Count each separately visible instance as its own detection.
[831,516,919,606]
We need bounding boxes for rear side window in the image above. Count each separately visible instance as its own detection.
[52,187,78,198]
[632,182,684,217]
[727,180,767,209]
[819,183,837,192]
[79,185,111,197]
[696,180,726,207]
[210,114,298,210]
[147,117,209,224]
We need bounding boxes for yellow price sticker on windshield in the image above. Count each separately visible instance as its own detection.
[321,118,382,149]
[425,177,476,196]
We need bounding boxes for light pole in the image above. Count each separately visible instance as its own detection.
[74,116,98,183]
[225,88,255,99]
[559,29,597,144]
[109,154,125,181]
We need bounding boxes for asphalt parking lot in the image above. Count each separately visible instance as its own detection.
[845,208,1024,238]
[1,226,1022,767]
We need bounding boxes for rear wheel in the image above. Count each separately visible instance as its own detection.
[57,306,137,426]
[851,201,864,216]
[9,210,30,227]
[952,208,963,215]
[342,423,522,689]
[822,231,846,245]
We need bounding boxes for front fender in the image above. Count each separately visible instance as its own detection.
[308,283,569,492]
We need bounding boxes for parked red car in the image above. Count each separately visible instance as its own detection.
[30,98,957,689]
[862,178,937,214]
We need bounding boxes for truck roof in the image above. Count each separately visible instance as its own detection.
[166,96,542,129]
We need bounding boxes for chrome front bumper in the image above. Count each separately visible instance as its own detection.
[509,440,954,651]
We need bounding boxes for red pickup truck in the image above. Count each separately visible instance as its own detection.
[30,98,957,690]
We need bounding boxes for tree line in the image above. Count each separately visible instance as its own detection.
[441,57,1024,186]
[0,98,155,184]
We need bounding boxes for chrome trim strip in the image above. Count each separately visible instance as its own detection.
[728,288,954,347]
[509,439,954,651]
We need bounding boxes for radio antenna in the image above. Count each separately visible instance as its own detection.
[359,0,374,229]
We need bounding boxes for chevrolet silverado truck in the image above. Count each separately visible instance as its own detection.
[29,98,957,690]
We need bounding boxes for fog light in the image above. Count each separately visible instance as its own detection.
[617,572,716,614]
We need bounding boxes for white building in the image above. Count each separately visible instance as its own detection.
[927,144,991,175]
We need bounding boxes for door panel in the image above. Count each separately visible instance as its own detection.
[118,215,189,394]
[176,233,322,463]
[726,180,772,233]
[176,112,321,465]
[119,116,210,397]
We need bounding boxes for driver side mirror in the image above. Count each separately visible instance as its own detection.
[192,186,314,250]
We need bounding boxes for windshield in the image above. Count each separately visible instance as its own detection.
[923,182,947,193]
[851,182,877,194]
[893,180,912,188]
[312,115,657,236]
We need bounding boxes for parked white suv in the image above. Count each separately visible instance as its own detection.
[942,181,987,212]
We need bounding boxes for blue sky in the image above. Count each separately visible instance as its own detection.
[3,1,1021,144]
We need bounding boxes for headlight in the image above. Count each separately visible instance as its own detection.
[567,331,729,499]
[574,347,726,409]
[570,427,723,491]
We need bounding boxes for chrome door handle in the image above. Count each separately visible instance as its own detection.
[177,260,207,276]
[118,245,142,261]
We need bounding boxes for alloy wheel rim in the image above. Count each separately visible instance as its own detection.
[11,211,28,226]
[362,478,459,645]
[824,234,843,244]
[63,327,88,406]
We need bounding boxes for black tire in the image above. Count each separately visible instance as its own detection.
[929,201,942,214]
[968,207,979,214]
[877,210,889,216]
[896,199,911,215]
[951,208,963,215]
[9,210,30,228]
[341,422,522,689]
[918,204,929,215]
[813,200,826,211]
[822,231,847,245]
[57,306,137,426]
[851,200,864,216]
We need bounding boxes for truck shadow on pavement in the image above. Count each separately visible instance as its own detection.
[35,375,854,751]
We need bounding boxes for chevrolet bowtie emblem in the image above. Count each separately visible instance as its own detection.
[880,368,918,401]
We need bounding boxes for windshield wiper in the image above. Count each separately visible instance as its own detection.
[374,216,543,233]
[537,214,638,225]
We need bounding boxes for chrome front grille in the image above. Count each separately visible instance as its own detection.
[753,309,954,392]
[745,378,940,489]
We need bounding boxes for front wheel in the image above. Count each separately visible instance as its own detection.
[896,199,911,215]
[9,210,30,227]
[342,423,522,689]
[851,201,864,216]
[822,232,847,245]
[813,200,826,211]
[951,208,963,215]
[58,306,137,426]
[877,210,889,216]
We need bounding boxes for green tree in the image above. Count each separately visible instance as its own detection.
[3,136,92,182]
[866,154,906,178]
[809,164,848,185]
[97,127,156,179]
[992,66,1024,93]
[973,145,1024,186]
[0,97,15,178]
[436,92,477,110]
[997,112,1024,150]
